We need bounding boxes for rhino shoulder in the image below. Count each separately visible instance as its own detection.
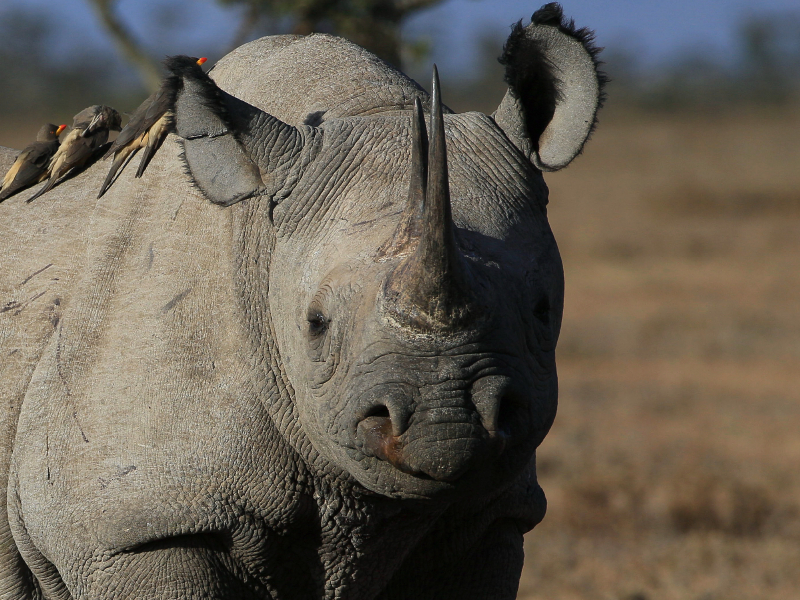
[0,145,96,411]
[0,145,96,588]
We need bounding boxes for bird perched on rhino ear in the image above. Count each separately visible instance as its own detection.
[97,56,208,198]
[0,123,66,202]
[27,105,122,203]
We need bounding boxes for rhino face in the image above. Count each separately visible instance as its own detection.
[266,89,561,499]
[173,16,604,499]
[270,252,560,500]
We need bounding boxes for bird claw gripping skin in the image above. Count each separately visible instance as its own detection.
[97,56,208,199]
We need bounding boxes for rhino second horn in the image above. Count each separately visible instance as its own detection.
[383,66,476,332]
[377,97,427,258]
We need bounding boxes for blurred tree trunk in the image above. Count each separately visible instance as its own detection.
[85,0,448,87]
[220,0,444,69]
[87,0,162,91]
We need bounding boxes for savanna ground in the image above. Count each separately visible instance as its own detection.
[517,107,800,600]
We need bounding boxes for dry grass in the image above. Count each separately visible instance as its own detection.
[519,107,800,599]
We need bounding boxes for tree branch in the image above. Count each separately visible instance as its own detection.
[228,3,263,51]
[395,0,441,17]
[87,0,163,91]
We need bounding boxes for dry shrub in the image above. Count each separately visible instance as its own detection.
[655,184,800,217]
[668,477,777,537]
[546,453,789,540]
[542,412,798,540]
[560,475,648,534]
[556,316,639,359]
[637,311,800,360]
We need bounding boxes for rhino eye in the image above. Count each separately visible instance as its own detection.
[307,310,328,337]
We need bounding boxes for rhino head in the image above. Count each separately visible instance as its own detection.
[172,8,604,501]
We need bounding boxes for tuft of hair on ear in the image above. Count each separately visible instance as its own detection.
[499,3,608,152]
[531,2,609,113]
[498,20,561,148]
[530,2,566,28]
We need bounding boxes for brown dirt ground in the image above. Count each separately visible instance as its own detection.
[518,107,800,600]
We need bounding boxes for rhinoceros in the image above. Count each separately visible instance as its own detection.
[0,3,604,598]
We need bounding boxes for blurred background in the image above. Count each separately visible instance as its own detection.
[2,1,799,598]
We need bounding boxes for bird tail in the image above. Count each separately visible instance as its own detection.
[98,148,139,198]
[26,176,58,203]
[136,114,171,179]
[134,145,157,179]
[98,156,123,198]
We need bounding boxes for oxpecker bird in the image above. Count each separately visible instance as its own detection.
[97,56,207,198]
[27,105,122,203]
[0,123,66,202]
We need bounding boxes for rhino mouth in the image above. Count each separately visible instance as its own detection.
[338,374,532,490]
[355,411,504,483]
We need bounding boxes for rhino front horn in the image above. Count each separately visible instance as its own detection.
[383,66,476,331]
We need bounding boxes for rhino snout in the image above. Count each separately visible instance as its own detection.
[353,376,523,483]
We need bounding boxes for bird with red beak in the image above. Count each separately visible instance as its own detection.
[0,123,66,202]
[98,56,208,198]
[27,105,122,202]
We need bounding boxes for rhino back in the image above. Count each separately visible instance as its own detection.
[0,140,214,430]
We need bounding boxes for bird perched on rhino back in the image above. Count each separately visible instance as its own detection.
[27,105,121,203]
[0,123,66,202]
[97,56,208,198]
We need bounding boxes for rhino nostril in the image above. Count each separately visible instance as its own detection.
[356,414,410,472]
[363,405,390,420]
[496,392,522,441]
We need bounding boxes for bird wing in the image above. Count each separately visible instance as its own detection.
[135,111,173,178]
[11,142,57,184]
[1,140,58,192]
[51,130,93,174]
[141,87,172,129]
[1,151,26,189]
[27,140,58,169]
[105,93,158,158]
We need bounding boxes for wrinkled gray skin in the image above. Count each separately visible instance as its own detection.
[0,9,602,599]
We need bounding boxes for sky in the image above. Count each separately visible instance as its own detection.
[3,0,800,77]
[410,0,800,67]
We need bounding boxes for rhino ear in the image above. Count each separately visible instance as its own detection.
[174,68,312,207]
[493,3,607,172]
